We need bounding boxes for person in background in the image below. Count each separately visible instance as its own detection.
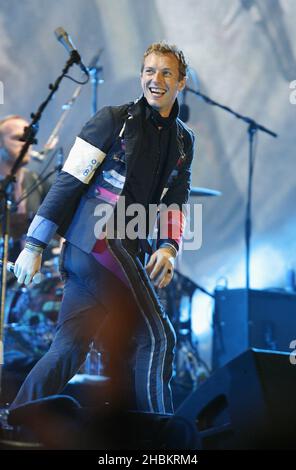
[11,42,196,415]
[0,115,49,261]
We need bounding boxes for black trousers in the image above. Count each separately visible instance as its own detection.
[11,240,176,414]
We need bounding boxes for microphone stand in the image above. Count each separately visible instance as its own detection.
[0,51,84,397]
[185,86,277,292]
[33,49,103,155]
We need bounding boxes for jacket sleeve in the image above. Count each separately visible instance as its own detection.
[26,107,115,247]
[157,130,195,252]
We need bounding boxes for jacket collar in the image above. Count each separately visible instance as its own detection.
[128,94,179,122]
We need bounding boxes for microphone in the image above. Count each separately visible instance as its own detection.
[54,27,89,76]
[179,88,190,123]
[0,260,43,284]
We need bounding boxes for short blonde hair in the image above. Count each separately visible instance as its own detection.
[141,41,188,81]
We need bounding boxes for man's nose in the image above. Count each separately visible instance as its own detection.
[152,71,165,83]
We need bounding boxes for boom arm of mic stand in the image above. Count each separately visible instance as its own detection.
[0,51,86,386]
[10,51,84,179]
[185,86,278,138]
[39,51,103,155]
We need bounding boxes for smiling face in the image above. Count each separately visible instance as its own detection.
[141,52,186,117]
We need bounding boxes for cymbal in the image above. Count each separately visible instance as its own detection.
[190,187,222,197]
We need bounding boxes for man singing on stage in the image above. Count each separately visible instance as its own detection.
[11,42,196,414]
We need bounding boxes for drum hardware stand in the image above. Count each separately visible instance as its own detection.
[165,271,213,389]
[0,51,89,399]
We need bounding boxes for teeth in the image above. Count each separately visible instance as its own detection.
[150,87,165,95]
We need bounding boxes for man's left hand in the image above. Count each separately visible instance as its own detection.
[145,247,175,289]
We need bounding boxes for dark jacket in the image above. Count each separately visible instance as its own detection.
[27,96,195,254]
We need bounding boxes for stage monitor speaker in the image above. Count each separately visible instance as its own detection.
[168,348,296,449]
[212,288,296,370]
[6,397,174,450]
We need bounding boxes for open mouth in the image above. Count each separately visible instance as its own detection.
[149,87,166,97]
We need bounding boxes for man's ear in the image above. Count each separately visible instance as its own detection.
[178,77,187,92]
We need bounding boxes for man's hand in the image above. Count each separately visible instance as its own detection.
[14,248,42,286]
[146,247,175,289]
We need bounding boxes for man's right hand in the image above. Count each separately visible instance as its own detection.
[14,248,42,285]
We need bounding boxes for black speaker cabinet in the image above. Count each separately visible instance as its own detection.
[169,348,296,449]
[212,288,296,370]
